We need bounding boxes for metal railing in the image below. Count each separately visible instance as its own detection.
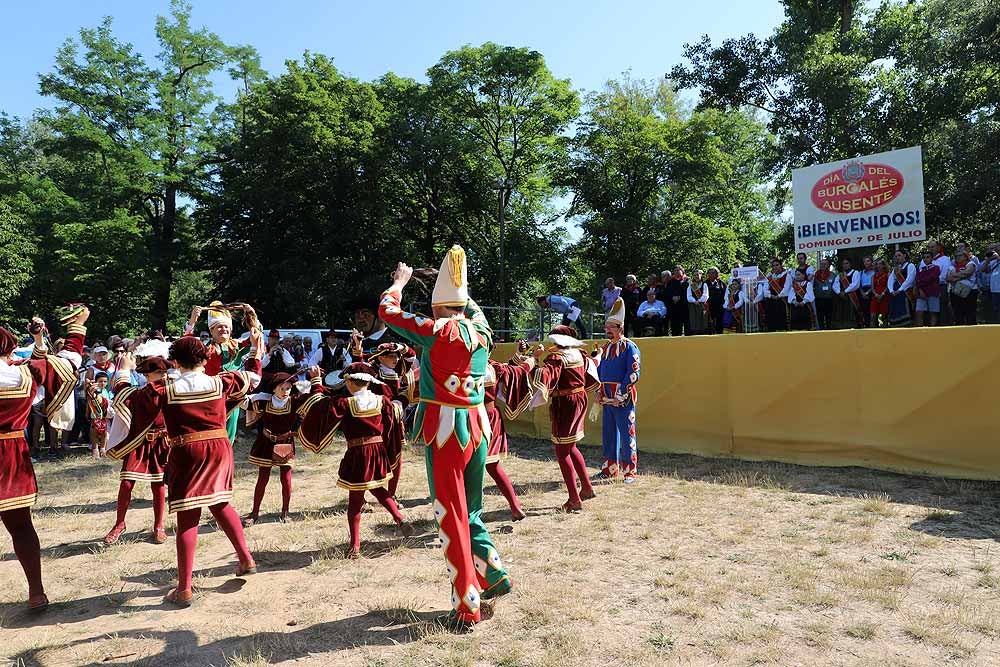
[478,305,548,342]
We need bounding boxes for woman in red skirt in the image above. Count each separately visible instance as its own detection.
[870,258,891,327]
[0,309,89,611]
[113,335,262,606]
[242,371,320,526]
[513,326,600,512]
[103,356,171,544]
[484,341,535,521]
[298,363,412,558]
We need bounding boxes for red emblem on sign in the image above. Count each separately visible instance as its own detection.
[811,163,904,214]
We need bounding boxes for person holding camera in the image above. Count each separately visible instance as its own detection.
[947,248,979,325]
[310,330,351,376]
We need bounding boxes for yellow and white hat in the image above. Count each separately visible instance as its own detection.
[207,301,233,330]
[432,245,469,308]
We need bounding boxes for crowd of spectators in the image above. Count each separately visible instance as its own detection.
[588,240,1000,339]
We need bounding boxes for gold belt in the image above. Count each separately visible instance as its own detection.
[0,431,24,441]
[169,428,229,447]
[551,387,585,398]
[418,397,483,409]
[346,436,382,448]
[146,429,167,441]
[264,429,294,443]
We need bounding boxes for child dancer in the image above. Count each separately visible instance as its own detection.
[298,363,412,558]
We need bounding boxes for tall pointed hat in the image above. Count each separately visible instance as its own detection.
[606,297,626,326]
[432,245,469,308]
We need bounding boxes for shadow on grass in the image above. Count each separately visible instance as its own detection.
[7,608,449,667]
[507,435,1000,541]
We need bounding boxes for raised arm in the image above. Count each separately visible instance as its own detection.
[379,262,438,347]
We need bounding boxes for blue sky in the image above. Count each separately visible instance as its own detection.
[1,0,786,119]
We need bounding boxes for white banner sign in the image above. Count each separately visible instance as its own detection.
[733,266,761,282]
[792,146,925,252]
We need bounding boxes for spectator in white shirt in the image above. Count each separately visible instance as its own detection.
[888,249,916,327]
[787,267,816,331]
[601,278,622,313]
[979,244,1000,323]
[794,252,816,281]
[832,257,862,328]
[635,289,666,336]
[929,239,954,324]
[947,248,979,325]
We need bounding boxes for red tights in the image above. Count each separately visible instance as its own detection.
[346,488,402,552]
[554,443,594,506]
[486,461,522,514]
[249,466,292,519]
[112,480,166,530]
[175,502,253,592]
[1,508,43,597]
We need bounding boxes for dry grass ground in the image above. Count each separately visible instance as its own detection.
[2,435,1000,666]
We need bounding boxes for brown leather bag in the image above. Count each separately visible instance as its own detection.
[272,443,294,464]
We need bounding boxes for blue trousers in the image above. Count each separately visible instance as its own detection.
[601,404,637,476]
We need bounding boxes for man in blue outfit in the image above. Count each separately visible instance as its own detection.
[537,294,587,339]
[592,298,641,484]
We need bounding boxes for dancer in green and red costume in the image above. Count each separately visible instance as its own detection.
[379,246,512,629]
[184,301,259,443]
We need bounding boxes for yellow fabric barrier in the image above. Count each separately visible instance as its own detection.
[494,325,1000,480]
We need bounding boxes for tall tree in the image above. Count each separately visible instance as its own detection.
[37,0,258,328]
[671,0,999,252]
[428,43,579,318]
[566,76,780,280]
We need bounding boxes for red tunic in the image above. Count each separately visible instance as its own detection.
[484,357,533,463]
[106,378,169,483]
[369,363,414,471]
[244,382,321,468]
[106,360,261,513]
[525,349,600,445]
[0,329,85,511]
[297,389,401,491]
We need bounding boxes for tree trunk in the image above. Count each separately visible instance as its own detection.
[151,187,176,331]
[840,0,854,34]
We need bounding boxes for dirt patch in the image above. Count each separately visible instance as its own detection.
[2,436,1000,666]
